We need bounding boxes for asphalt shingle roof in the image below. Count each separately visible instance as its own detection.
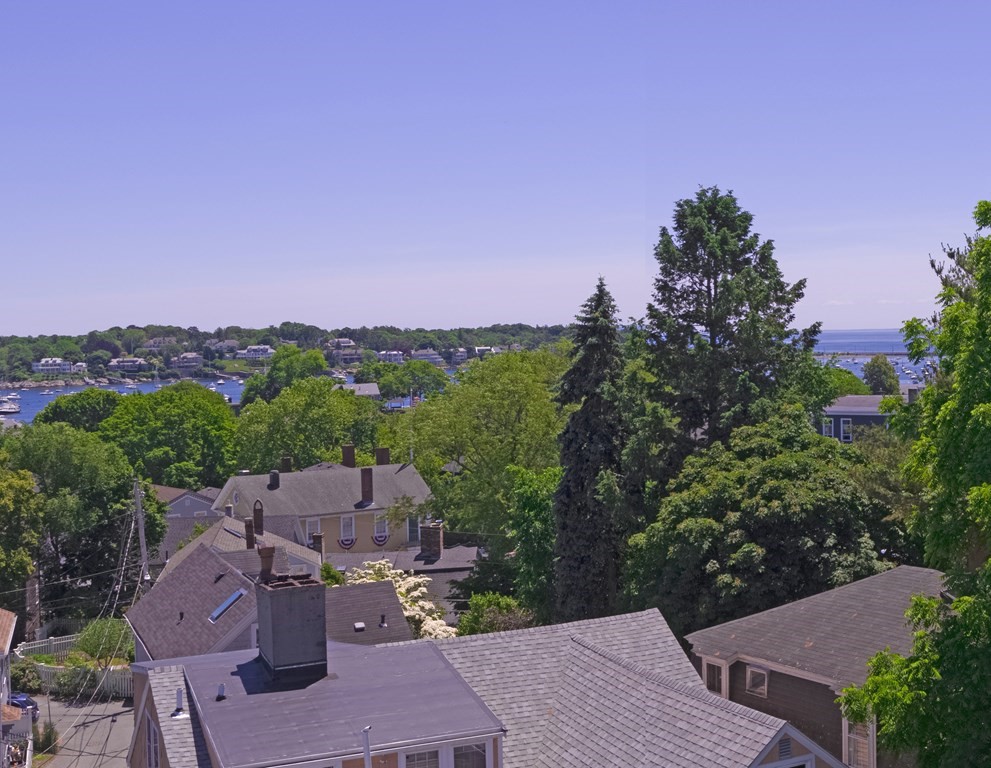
[127,547,257,660]
[325,581,412,645]
[824,394,890,416]
[146,665,212,768]
[686,565,945,689]
[211,464,431,519]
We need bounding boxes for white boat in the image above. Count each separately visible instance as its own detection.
[6,393,20,400]
[124,382,138,389]
[0,398,20,414]
[40,389,55,395]
[216,379,225,386]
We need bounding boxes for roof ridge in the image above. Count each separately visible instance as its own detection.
[686,565,943,642]
[568,635,785,729]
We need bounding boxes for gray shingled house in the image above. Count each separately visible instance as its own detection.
[686,566,944,768]
[127,573,845,768]
[821,395,891,442]
[127,545,411,663]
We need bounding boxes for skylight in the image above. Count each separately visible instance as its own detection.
[209,589,246,623]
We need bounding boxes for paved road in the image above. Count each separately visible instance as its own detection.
[34,695,134,768]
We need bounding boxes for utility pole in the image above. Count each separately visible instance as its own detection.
[134,479,150,588]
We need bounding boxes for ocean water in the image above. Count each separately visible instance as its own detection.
[814,329,907,355]
[1,379,243,425]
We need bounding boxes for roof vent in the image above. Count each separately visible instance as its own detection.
[379,614,387,629]
[216,683,226,702]
[353,621,366,632]
[778,737,792,759]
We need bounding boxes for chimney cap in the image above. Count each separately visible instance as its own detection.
[353,621,365,632]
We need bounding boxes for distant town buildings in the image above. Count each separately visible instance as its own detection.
[205,339,240,354]
[451,347,468,364]
[236,345,276,360]
[377,350,405,364]
[327,338,364,366]
[31,357,87,375]
[411,348,446,367]
[108,357,150,372]
[173,352,204,369]
[143,336,177,350]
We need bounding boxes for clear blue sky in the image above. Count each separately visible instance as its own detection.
[3,2,989,335]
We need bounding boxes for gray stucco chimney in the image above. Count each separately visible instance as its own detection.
[311,531,324,557]
[255,575,327,683]
[361,466,373,504]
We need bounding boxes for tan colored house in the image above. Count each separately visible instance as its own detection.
[211,449,430,555]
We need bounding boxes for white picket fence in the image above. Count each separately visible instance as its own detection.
[15,634,80,664]
[15,634,134,699]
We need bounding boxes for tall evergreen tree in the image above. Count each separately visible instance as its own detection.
[646,187,819,469]
[553,278,624,621]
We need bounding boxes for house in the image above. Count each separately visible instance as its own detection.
[31,357,76,375]
[377,350,404,364]
[144,337,178,351]
[821,395,890,442]
[332,382,381,400]
[205,340,240,354]
[327,339,364,366]
[153,486,222,519]
[109,357,151,372]
[127,578,844,768]
[686,566,944,768]
[173,352,204,369]
[235,345,275,360]
[473,346,503,359]
[128,573,502,768]
[127,545,411,662]
[0,609,29,740]
[450,347,468,364]
[211,448,430,554]
[326,522,477,623]
[411,348,446,368]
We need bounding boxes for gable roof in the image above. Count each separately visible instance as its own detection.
[137,642,503,768]
[325,581,412,645]
[538,636,786,768]
[0,609,16,655]
[824,394,890,416]
[211,464,431,519]
[401,610,702,767]
[127,546,257,661]
[152,484,194,503]
[157,517,319,581]
[686,565,945,689]
[146,665,212,768]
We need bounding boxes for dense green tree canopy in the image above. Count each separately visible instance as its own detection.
[457,592,533,636]
[403,349,569,537]
[824,364,871,397]
[99,381,237,488]
[624,405,886,636]
[378,360,449,400]
[240,346,328,406]
[862,354,901,395]
[236,377,381,473]
[506,465,560,623]
[554,278,625,621]
[646,187,819,460]
[0,464,43,614]
[35,388,124,432]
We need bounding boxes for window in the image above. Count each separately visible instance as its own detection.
[405,751,439,768]
[840,417,853,442]
[209,589,246,623]
[146,714,160,768]
[745,665,768,697]
[703,659,727,698]
[453,743,486,768]
[822,418,834,438]
[305,518,321,545]
[407,516,420,544]
[844,719,875,768]
[375,515,388,538]
[340,515,355,540]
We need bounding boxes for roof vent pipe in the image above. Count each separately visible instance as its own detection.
[268,470,280,491]
[224,503,234,518]
[379,614,387,628]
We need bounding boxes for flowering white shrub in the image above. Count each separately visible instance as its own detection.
[346,560,455,639]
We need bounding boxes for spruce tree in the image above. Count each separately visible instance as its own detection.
[553,278,624,621]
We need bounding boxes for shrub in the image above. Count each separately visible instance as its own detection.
[74,618,134,667]
[53,666,105,700]
[33,720,59,755]
[11,660,43,694]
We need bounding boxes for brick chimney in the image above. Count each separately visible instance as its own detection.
[268,470,280,490]
[361,466,373,505]
[375,447,391,466]
[342,444,356,468]
[312,532,324,557]
[253,499,265,536]
[420,521,443,561]
[280,455,293,473]
[255,575,327,684]
[245,519,255,549]
[258,545,276,582]
[224,503,234,518]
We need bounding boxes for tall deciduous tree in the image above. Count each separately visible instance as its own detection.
[240,346,328,407]
[862,354,900,395]
[506,465,560,624]
[35,388,124,432]
[554,278,625,621]
[624,405,885,636]
[646,187,819,464]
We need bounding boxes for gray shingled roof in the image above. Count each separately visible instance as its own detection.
[537,636,786,768]
[824,394,890,416]
[146,666,212,768]
[157,517,319,581]
[686,566,945,689]
[128,547,257,660]
[211,464,431,519]
[325,581,412,645]
[140,642,502,768]
[401,610,703,767]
